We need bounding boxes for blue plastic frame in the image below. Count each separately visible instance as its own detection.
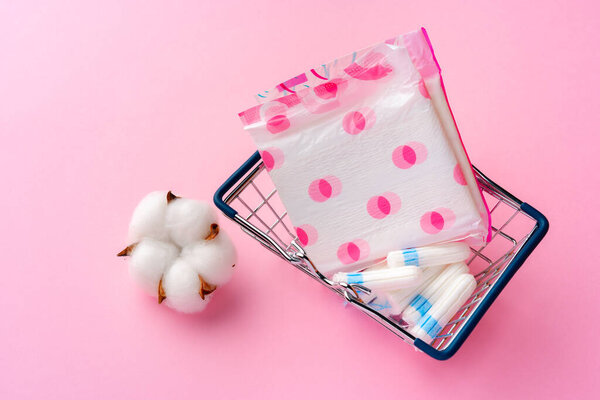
[415,202,548,359]
[214,151,549,360]
[214,151,261,220]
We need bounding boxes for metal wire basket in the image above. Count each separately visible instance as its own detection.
[214,151,548,360]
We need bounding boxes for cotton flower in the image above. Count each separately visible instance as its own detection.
[162,258,212,313]
[118,191,236,313]
[127,191,171,243]
[181,231,236,286]
[165,197,218,247]
[128,238,179,296]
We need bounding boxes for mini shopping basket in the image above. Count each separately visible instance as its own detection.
[214,151,548,360]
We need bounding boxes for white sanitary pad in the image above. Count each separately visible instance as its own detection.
[239,29,490,275]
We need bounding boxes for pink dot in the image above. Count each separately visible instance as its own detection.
[295,224,318,247]
[418,79,430,99]
[453,164,467,185]
[300,83,343,115]
[430,211,444,230]
[260,147,284,171]
[392,141,427,169]
[308,175,342,202]
[276,93,300,108]
[342,107,375,135]
[367,192,401,219]
[378,196,391,214]
[318,179,332,198]
[314,81,338,99]
[337,239,370,265]
[420,208,456,234]
[344,51,393,81]
[267,115,290,134]
[403,146,416,164]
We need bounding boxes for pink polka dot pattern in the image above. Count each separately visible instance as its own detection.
[392,141,428,169]
[418,79,430,99]
[337,239,370,265]
[366,192,401,219]
[276,93,300,108]
[308,175,342,202]
[420,208,456,234]
[342,107,376,135]
[314,81,338,100]
[300,80,348,115]
[266,114,290,134]
[260,147,284,171]
[295,224,318,247]
[344,51,393,81]
[453,163,467,185]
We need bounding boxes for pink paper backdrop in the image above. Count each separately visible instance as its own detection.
[1,1,598,398]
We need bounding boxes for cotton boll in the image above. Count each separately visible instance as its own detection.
[181,231,237,286]
[165,198,217,247]
[162,258,210,313]
[128,191,170,242]
[122,191,236,313]
[129,239,179,296]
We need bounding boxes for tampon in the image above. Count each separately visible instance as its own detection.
[332,265,423,291]
[384,265,445,315]
[366,294,393,314]
[387,242,471,268]
[410,273,477,342]
[401,262,468,326]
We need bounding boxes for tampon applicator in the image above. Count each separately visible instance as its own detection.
[402,262,468,326]
[332,265,423,291]
[387,242,471,268]
[410,273,477,342]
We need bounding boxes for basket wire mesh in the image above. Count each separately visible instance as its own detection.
[218,154,545,357]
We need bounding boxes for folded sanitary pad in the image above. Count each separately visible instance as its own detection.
[239,28,490,275]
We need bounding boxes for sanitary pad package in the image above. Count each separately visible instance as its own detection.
[239,28,491,275]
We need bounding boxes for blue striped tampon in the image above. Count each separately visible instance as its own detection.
[402,262,469,326]
[387,242,471,268]
[332,265,422,291]
[409,273,476,342]
[384,265,445,315]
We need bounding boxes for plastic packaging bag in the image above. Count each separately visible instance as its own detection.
[239,28,490,275]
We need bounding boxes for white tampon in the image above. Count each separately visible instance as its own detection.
[401,262,468,326]
[384,265,445,315]
[410,273,477,342]
[332,265,423,291]
[387,242,471,268]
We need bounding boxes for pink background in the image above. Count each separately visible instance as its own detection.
[1,1,598,398]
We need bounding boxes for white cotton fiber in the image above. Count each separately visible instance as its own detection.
[129,239,179,296]
[128,191,170,242]
[122,191,237,313]
[181,231,237,286]
[165,198,218,247]
[162,258,210,313]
